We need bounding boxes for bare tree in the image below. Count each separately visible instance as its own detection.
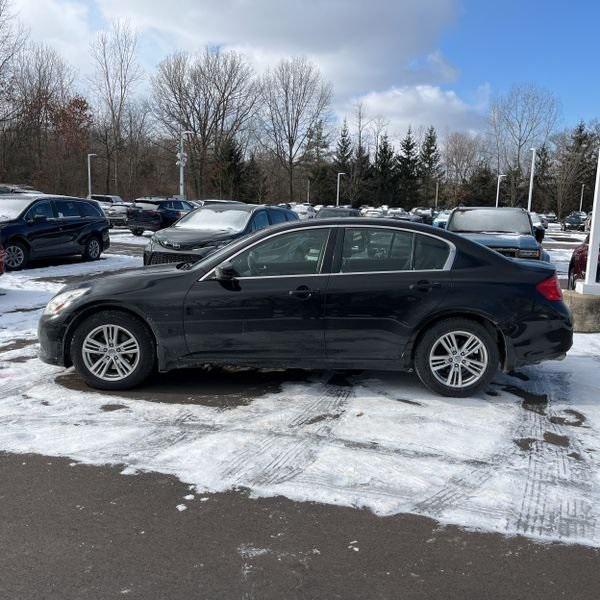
[489,83,560,205]
[0,0,26,123]
[259,56,332,202]
[90,20,143,193]
[152,47,258,197]
[444,132,482,205]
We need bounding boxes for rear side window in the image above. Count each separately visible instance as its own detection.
[79,202,102,217]
[268,209,286,225]
[55,199,80,218]
[286,211,299,221]
[339,228,450,273]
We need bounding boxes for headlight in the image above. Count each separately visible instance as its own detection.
[518,249,540,259]
[43,288,89,317]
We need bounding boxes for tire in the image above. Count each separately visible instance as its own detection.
[82,236,102,261]
[414,318,500,398]
[568,270,577,291]
[4,240,29,270]
[71,310,156,390]
[131,228,144,236]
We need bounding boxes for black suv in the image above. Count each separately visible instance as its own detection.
[0,195,110,270]
[127,198,195,235]
[144,203,298,265]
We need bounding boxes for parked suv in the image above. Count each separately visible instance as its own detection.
[0,195,110,270]
[143,203,298,265]
[127,198,195,235]
[446,207,549,261]
[561,212,586,231]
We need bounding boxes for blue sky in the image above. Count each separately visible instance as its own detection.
[442,0,598,124]
[12,0,598,134]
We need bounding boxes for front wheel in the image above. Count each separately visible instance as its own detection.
[414,318,499,397]
[130,228,144,236]
[4,241,29,270]
[71,310,156,390]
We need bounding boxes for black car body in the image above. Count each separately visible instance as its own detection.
[39,218,572,398]
[127,198,196,235]
[562,213,586,231]
[0,195,110,269]
[447,207,550,262]
[143,203,298,265]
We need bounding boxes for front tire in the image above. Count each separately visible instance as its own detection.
[4,240,29,270]
[131,228,144,236]
[414,318,499,397]
[71,310,156,390]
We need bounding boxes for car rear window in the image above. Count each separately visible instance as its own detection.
[79,202,103,217]
[55,199,81,218]
[268,209,287,224]
[134,202,160,210]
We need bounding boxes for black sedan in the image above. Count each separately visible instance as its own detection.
[38,218,572,397]
[127,198,196,235]
[143,203,298,265]
[561,213,586,231]
[0,195,110,269]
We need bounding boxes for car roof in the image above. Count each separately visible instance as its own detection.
[451,206,527,213]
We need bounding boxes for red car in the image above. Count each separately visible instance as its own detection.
[568,235,600,289]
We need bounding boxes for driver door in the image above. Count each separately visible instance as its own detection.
[183,227,333,362]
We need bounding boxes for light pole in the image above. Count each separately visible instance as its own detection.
[336,172,346,207]
[434,181,439,210]
[580,183,586,212]
[87,153,97,198]
[177,130,193,198]
[307,178,311,204]
[496,174,507,207]
[527,147,536,212]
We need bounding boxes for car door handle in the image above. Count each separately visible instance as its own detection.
[289,285,319,300]
[409,280,441,292]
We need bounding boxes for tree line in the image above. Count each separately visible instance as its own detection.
[0,2,596,216]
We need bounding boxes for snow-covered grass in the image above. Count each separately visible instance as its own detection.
[109,229,153,246]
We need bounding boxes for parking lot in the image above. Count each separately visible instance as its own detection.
[1,227,599,598]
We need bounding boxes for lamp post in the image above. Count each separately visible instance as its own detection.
[434,181,439,210]
[496,174,507,207]
[336,172,346,207]
[87,153,97,198]
[307,178,311,204]
[177,130,193,198]
[580,183,586,212]
[527,148,536,212]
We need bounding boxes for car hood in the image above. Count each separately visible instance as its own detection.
[153,227,240,251]
[457,232,538,250]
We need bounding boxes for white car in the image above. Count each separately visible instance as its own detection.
[292,204,317,220]
[363,208,385,218]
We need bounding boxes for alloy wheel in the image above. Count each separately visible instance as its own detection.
[5,245,24,269]
[82,324,140,381]
[429,330,489,389]
[88,239,101,259]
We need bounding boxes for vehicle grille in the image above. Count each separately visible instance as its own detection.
[148,252,200,265]
[493,248,519,258]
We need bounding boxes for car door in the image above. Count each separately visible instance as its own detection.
[53,198,85,254]
[323,226,455,364]
[23,199,63,258]
[183,227,333,362]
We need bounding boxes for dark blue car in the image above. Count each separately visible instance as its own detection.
[446,207,550,262]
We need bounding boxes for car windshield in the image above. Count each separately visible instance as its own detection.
[0,198,31,221]
[448,209,532,234]
[174,206,251,232]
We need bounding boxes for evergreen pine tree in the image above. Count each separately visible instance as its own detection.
[396,126,420,208]
[374,133,396,206]
[332,119,353,204]
[418,126,442,206]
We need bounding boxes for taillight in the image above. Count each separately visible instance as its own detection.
[536,274,562,301]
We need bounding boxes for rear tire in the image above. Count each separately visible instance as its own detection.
[414,318,499,397]
[82,236,102,261]
[131,228,144,236]
[71,310,156,390]
[4,240,28,270]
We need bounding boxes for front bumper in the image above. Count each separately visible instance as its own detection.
[38,315,68,367]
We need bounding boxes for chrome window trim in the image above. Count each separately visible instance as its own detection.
[199,224,455,282]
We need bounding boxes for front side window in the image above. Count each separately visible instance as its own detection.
[340,227,450,273]
[26,200,54,220]
[228,228,330,277]
[55,199,80,218]
[250,211,270,231]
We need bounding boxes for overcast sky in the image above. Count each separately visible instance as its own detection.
[11,0,600,138]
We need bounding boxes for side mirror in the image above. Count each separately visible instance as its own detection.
[214,262,237,281]
[534,226,545,243]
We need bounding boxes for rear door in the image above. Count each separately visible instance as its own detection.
[323,226,455,364]
[53,198,85,254]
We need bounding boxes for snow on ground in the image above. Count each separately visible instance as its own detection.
[0,254,141,344]
[1,249,600,548]
[109,229,153,246]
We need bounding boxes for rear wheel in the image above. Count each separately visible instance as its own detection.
[82,236,102,261]
[71,310,156,390]
[4,241,28,270]
[131,228,144,236]
[414,318,499,397]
